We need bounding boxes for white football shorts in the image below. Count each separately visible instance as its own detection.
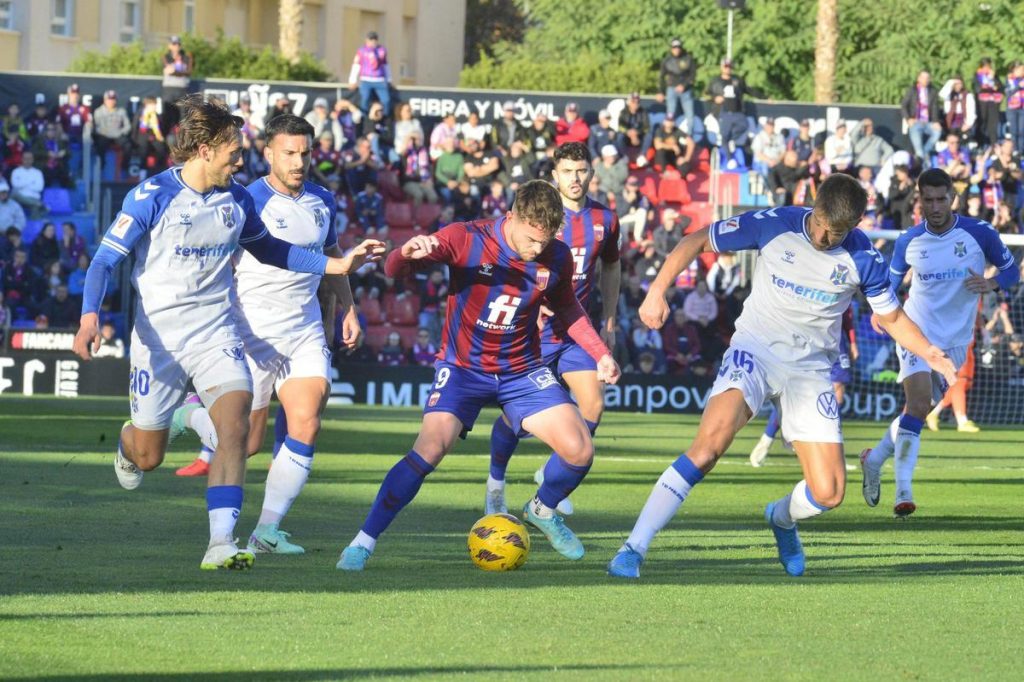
[243,325,332,411]
[896,343,967,402]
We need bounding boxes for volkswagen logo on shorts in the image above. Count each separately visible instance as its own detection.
[816,391,839,419]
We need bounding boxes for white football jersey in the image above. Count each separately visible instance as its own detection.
[709,206,898,369]
[891,215,1016,350]
[100,168,267,350]
[233,178,338,338]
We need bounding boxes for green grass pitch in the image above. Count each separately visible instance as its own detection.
[1,396,1022,680]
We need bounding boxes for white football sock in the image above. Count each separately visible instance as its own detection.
[350,530,376,552]
[208,508,239,546]
[893,431,921,503]
[198,446,213,464]
[188,407,219,451]
[257,439,313,526]
[865,416,900,472]
[529,495,555,519]
[486,475,505,492]
[771,480,829,529]
[624,466,697,557]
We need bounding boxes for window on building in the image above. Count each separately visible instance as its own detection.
[120,0,141,43]
[50,0,74,37]
[0,1,14,31]
[183,0,195,33]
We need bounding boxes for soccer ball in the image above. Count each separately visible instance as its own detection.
[467,513,531,571]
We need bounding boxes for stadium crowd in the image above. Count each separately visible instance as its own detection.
[2,48,1023,380]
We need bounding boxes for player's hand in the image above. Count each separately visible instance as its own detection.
[340,305,362,350]
[923,345,958,388]
[596,354,621,385]
[401,234,439,259]
[870,312,886,335]
[329,239,387,275]
[965,268,996,294]
[535,304,554,330]
[639,289,670,330]
[72,313,100,361]
[600,323,616,353]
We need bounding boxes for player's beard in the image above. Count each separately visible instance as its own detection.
[276,168,306,192]
[559,183,585,202]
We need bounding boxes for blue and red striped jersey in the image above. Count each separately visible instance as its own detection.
[542,198,621,344]
[385,218,585,374]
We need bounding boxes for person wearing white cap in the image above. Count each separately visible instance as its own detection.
[594,143,628,199]
[0,178,27,233]
[304,96,337,142]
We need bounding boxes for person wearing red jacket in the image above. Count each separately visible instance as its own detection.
[555,102,590,147]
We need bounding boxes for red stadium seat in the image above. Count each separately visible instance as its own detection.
[385,201,414,229]
[394,326,421,349]
[364,324,391,351]
[390,295,419,326]
[387,227,416,245]
[415,202,442,228]
[380,292,397,316]
[639,174,660,204]
[377,169,404,201]
[714,172,741,204]
[361,298,384,324]
[679,202,714,232]
[657,174,691,205]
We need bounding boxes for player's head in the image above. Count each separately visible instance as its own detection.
[264,114,315,192]
[917,168,955,229]
[551,142,592,203]
[171,94,245,188]
[506,180,563,261]
[808,173,867,251]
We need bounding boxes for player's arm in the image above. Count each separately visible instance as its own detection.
[383,227,458,278]
[640,227,713,330]
[598,215,623,348]
[325,243,361,350]
[547,260,620,385]
[968,226,1020,293]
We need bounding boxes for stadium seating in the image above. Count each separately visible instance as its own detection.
[42,188,73,216]
[360,298,384,325]
[385,201,414,229]
[389,295,419,326]
[657,171,692,205]
[414,202,442,228]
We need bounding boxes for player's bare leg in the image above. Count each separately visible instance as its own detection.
[338,412,463,571]
[248,377,329,554]
[114,425,169,489]
[610,389,749,578]
[519,403,594,559]
[246,406,270,457]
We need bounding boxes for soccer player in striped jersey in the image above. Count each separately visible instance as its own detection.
[485,142,622,516]
[337,180,621,571]
[861,168,1018,517]
[71,96,382,570]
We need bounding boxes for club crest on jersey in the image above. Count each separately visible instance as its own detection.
[219,206,236,228]
[954,241,967,257]
[312,207,325,229]
[479,262,494,277]
[829,264,849,286]
[593,224,605,241]
[816,391,840,419]
[729,369,744,382]
[536,267,550,291]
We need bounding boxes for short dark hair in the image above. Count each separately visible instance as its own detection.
[553,141,591,165]
[917,168,953,194]
[511,180,564,236]
[264,114,315,142]
[170,94,245,163]
[815,174,867,232]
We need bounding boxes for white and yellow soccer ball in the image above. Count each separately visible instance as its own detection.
[467,513,531,571]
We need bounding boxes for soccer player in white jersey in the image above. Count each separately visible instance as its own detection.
[72,96,384,570]
[861,168,1019,517]
[607,174,957,579]
[171,114,365,554]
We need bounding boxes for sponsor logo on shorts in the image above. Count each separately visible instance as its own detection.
[817,391,840,419]
[427,391,441,407]
[223,344,245,361]
[528,367,558,390]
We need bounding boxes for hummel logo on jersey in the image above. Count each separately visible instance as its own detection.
[782,250,796,264]
[830,264,850,286]
[954,241,967,257]
[479,294,521,330]
[133,180,160,201]
[479,263,494,276]
[919,250,928,259]
[275,217,287,230]
[867,247,885,264]
[179,212,192,227]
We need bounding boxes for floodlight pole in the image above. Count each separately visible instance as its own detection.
[727,9,734,61]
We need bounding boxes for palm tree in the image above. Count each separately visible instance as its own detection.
[279,0,304,66]
[814,0,838,103]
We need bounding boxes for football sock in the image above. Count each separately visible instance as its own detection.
[536,454,591,509]
[865,415,901,472]
[360,450,434,539]
[771,480,831,529]
[893,414,923,503]
[206,485,242,545]
[489,416,519,483]
[272,405,288,458]
[764,408,781,438]
[198,446,213,464]
[351,530,377,552]
[258,436,313,526]
[486,475,504,493]
[188,406,219,451]
[755,433,774,451]
[624,453,704,557]
[528,495,555,519]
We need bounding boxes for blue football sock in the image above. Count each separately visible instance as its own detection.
[764,407,781,439]
[537,454,591,509]
[272,404,288,459]
[361,450,435,539]
[206,484,243,544]
[489,416,519,482]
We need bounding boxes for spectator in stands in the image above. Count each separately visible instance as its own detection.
[409,327,437,366]
[0,179,25,234]
[354,178,386,236]
[989,140,1021,214]
[429,112,459,160]
[462,138,501,196]
[1006,61,1024,155]
[428,204,454,235]
[32,123,71,188]
[92,90,131,173]
[311,131,343,187]
[399,130,437,210]
[635,241,664,287]
[393,102,425,155]
[499,139,535,194]
[452,180,481,221]
[788,118,815,164]
[526,112,557,175]
[419,269,447,340]
[490,101,526,156]
[939,75,976,145]
[0,290,9,344]
[618,92,650,161]
[683,279,719,353]
[851,118,893,171]
[707,250,741,302]
[232,93,265,140]
[43,260,63,299]
[2,103,28,153]
[937,132,972,198]
[94,321,125,358]
[58,221,85,274]
[265,95,291,124]
[30,222,59,267]
[661,307,701,376]
[652,117,696,175]
[129,97,168,174]
[55,83,90,178]
[67,252,89,300]
[653,208,688,259]
[555,102,589,147]
[161,36,194,124]
[707,59,752,163]
[751,117,785,179]
[3,249,38,310]
[901,70,942,162]
[362,101,394,162]
[304,97,336,140]
[331,98,361,151]
[348,31,392,117]
[434,136,465,205]
[857,165,883,229]
[3,226,23,257]
[25,95,50,140]
[344,136,382,194]
[632,325,664,372]
[973,57,1004,149]
[457,111,489,149]
[378,331,409,366]
[616,175,654,244]
[588,110,623,162]
[10,152,46,218]
[823,121,854,174]
[481,179,509,219]
[887,164,916,228]
[768,149,809,206]
[658,38,698,134]
[238,132,270,185]
[636,351,660,376]
[594,144,628,201]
